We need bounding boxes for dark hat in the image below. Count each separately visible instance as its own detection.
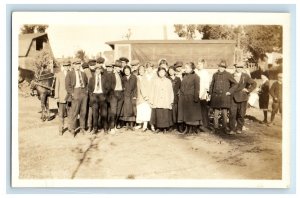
[106,62,115,67]
[96,57,105,64]
[174,61,183,68]
[234,61,245,68]
[88,59,97,66]
[114,60,122,67]
[119,57,129,63]
[72,58,81,65]
[62,60,71,66]
[261,71,270,79]
[81,62,89,69]
[218,60,227,68]
[130,59,140,66]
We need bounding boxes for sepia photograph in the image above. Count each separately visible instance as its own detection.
[12,12,291,188]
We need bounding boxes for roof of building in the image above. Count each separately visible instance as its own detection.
[19,33,48,57]
[105,40,236,49]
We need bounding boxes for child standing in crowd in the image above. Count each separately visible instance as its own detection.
[178,62,202,134]
[149,67,174,133]
[168,66,181,131]
[209,60,237,133]
[269,73,282,126]
[258,71,270,124]
[120,66,137,131]
[135,65,152,131]
[195,59,211,131]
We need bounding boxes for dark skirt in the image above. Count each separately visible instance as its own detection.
[120,96,136,121]
[178,94,202,123]
[172,103,178,123]
[150,108,173,128]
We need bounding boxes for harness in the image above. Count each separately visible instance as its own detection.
[32,68,56,91]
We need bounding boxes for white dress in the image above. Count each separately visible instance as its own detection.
[136,75,152,123]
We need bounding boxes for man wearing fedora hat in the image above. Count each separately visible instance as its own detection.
[65,59,89,136]
[55,60,71,135]
[228,61,256,135]
[209,60,237,133]
[88,64,109,134]
[106,61,125,133]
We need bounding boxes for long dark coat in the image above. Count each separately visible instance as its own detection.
[209,71,237,108]
[259,80,270,109]
[178,72,202,123]
[121,74,137,117]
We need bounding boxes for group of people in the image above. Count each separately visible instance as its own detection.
[54,56,282,137]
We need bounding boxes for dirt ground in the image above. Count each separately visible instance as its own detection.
[18,95,282,180]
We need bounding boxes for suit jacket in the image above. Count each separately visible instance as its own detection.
[65,70,88,99]
[55,71,68,103]
[269,81,282,102]
[106,71,124,97]
[88,72,109,95]
[232,72,257,103]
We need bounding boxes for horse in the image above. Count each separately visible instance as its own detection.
[29,68,56,121]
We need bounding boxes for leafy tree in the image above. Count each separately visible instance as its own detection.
[75,49,87,61]
[20,24,49,34]
[32,51,53,73]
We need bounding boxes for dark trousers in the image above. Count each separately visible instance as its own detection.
[200,100,209,127]
[213,108,228,129]
[108,91,124,129]
[229,100,247,131]
[91,93,107,130]
[58,103,67,130]
[69,88,88,130]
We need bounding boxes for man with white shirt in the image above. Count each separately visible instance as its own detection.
[195,59,211,131]
[88,65,109,134]
[55,60,71,135]
[65,59,89,136]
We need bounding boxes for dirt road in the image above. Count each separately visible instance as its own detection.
[18,95,282,180]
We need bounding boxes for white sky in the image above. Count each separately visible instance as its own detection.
[46,24,181,58]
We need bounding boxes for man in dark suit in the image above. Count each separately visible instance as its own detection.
[106,61,124,134]
[228,62,257,134]
[65,59,89,136]
[88,64,109,134]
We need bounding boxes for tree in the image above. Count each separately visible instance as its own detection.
[173,24,282,62]
[32,51,53,73]
[20,24,49,34]
[75,49,88,61]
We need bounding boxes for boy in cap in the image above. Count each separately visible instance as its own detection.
[130,59,140,76]
[86,59,97,132]
[119,57,129,68]
[88,64,109,133]
[269,73,282,125]
[209,60,237,133]
[174,61,184,80]
[65,59,89,136]
[106,61,125,133]
[55,60,71,135]
[228,62,256,135]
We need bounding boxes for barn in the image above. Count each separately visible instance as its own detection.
[105,40,237,68]
[19,33,55,71]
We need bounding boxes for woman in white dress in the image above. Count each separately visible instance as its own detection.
[135,65,152,131]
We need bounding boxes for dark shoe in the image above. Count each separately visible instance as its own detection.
[92,128,98,134]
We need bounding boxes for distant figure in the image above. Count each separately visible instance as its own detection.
[55,60,71,135]
[228,62,257,135]
[269,73,282,126]
[258,71,270,124]
[120,66,137,131]
[65,59,88,136]
[209,60,237,133]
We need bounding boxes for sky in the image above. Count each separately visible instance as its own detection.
[46,24,182,58]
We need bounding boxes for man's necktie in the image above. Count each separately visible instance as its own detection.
[97,75,100,90]
[78,71,84,87]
